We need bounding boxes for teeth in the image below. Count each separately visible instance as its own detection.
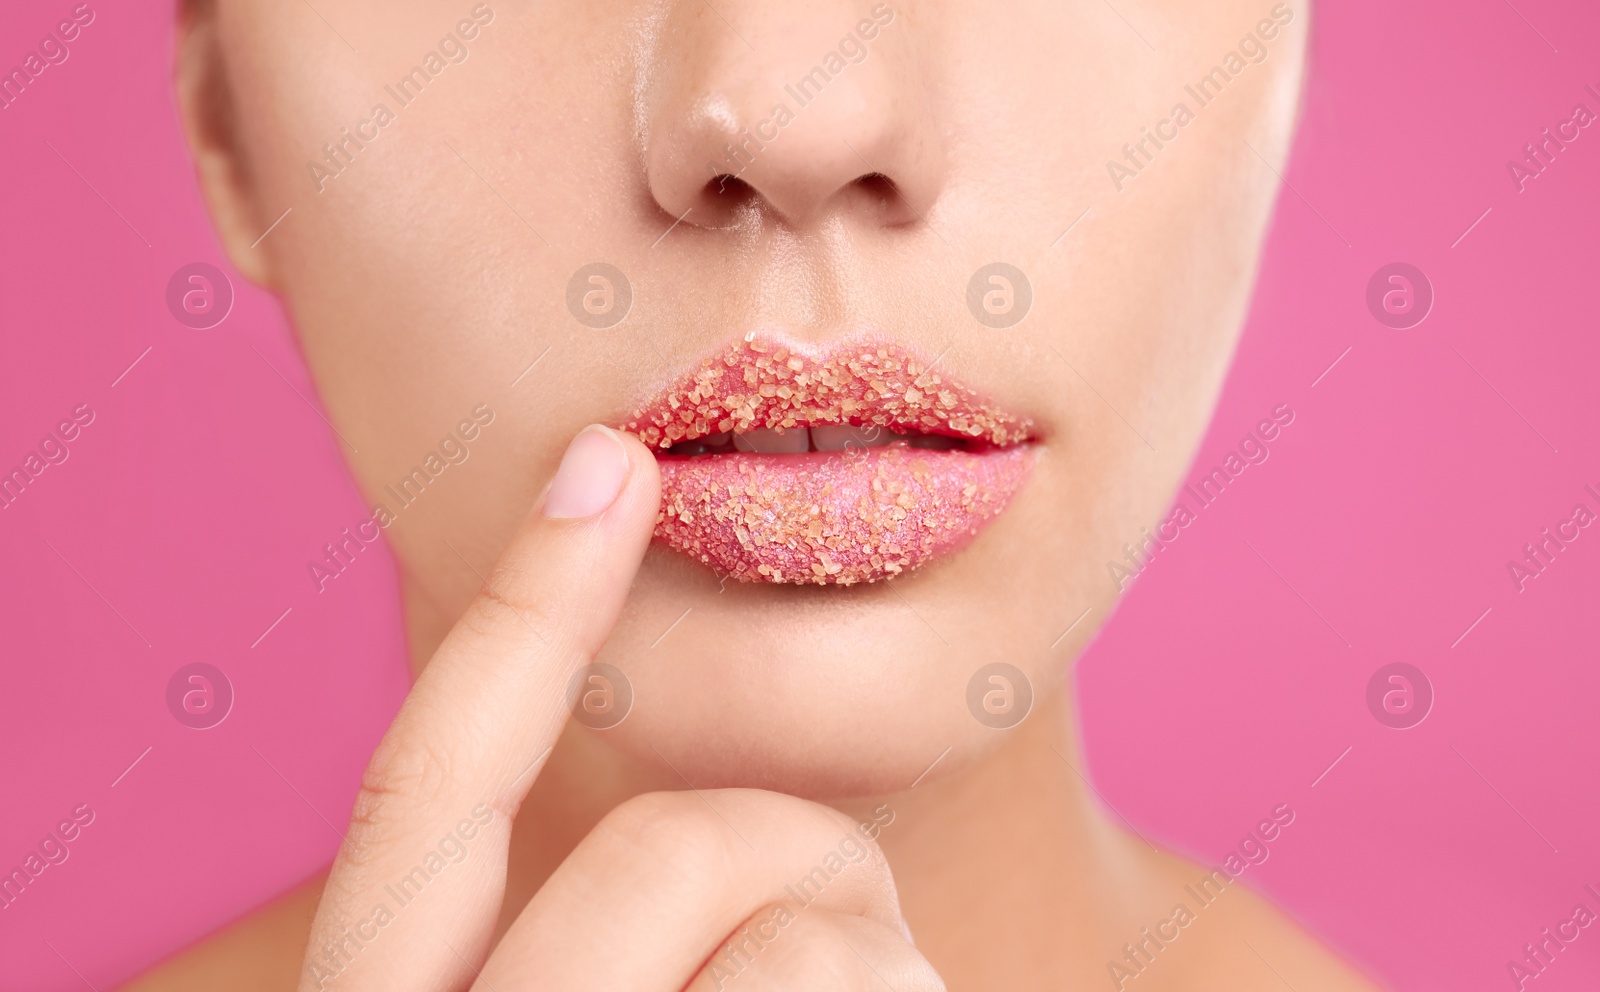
[733,426,810,454]
[665,425,963,456]
[810,425,896,451]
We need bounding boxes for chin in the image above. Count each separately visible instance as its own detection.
[584,489,1076,800]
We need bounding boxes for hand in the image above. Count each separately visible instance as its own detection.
[299,425,944,991]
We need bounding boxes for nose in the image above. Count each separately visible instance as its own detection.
[640,1,945,231]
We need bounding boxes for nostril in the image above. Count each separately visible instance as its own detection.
[855,172,897,197]
[851,172,918,225]
[685,174,758,227]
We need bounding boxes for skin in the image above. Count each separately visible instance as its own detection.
[128,0,1383,988]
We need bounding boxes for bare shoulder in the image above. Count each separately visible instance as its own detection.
[114,853,1382,992]
[1120,852,1386,992]
[116,875,323,992]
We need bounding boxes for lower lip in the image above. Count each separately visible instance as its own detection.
[654,444,1035,585]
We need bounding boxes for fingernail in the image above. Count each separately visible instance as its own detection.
[543,426,630,519]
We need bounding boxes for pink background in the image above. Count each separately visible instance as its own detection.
[1,1,1597,988]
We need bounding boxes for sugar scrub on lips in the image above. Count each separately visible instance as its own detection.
[619,336,1037,585]
[650,446,1035,584]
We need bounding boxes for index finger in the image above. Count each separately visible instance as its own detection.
[299,425,661,992]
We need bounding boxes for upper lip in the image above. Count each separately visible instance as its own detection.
[619,333,1035,450]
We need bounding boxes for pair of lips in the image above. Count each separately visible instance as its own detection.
[618,335,1036,585]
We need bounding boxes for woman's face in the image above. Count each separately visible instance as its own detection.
[188,0,1306,796]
